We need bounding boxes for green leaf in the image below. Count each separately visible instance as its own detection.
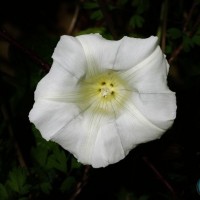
[165,44,173,54]
[40,182,52,194]
[183,35,194,51]
[192,35,200,46]
[46,146,68,173]
[91,10,103,20]
[31,145,48,167]
[168,28,182,39]
[60,176,76,193]
[7,168,30,194]
[0,184,9,200]
[129,15,144,28]
[83,2,99,9]
[77,27,106,35]
[71,157,82,169]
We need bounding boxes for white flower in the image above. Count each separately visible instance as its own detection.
[29,34,176,168]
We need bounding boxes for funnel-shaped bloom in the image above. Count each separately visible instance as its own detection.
[29,34,176,168]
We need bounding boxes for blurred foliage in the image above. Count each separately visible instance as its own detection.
[0,0,200,200]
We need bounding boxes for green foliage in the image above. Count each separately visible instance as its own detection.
[46,146,68,173]
[60,176,76,193]
[129,15,144,28]
[39,182,52,194]
[77,27,106,36]
[83,1,103,21]
[167,28,182,39]
[83,2,99,9]
[7,168,30,194]
[90,10,103,20]
[182,34,194,51]
[0,184,9,200]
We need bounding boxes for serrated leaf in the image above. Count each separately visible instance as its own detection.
[46,146,68,173]
[7,168,30,194]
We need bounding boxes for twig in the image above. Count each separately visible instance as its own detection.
[97,0,118,39]
[160,0,168,51]
[191,14,200,34]
[168,44,183,65]
[0,29,50,72]
[183,2,198,32]
[69,165,91,200]
[168,2,199,64]
[1,104,28,169]
[142,156,177,199]
[67,4,80,35]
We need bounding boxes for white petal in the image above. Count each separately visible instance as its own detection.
[50,112,84,158]
[51,110,125,168]
[113,36,158,70]
[116,110,163,152]
[91,120,125,168]
[29,99,80,140]
[121,46,170,93]
[131,92,176,130]
[34,62,78,101]
[51,109,102,166]
[52,35,87,79]
[76,34,122,73]
[76,34,158,72]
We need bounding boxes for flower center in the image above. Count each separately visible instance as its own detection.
[78,70,130,116]
[100,86,111,97]
[99,81,115,98]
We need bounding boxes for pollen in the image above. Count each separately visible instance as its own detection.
[77,70,131,116]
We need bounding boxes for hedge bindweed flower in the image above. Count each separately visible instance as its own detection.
[29,34,176,168]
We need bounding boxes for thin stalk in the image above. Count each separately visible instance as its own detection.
[0,29,50,72]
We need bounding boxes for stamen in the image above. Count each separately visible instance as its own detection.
[77,70,131,116]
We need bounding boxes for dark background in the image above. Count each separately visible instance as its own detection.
[0,0,200,200]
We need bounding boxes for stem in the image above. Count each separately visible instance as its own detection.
[142,156,177,199]
[183,2,198,32]
[168,2,199,64]
[161,0,168,51]
[1,104,28,169]
[67,4,80,34]
[168,44,183,65]
[69,165,91,200]
[0,29,50,72]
